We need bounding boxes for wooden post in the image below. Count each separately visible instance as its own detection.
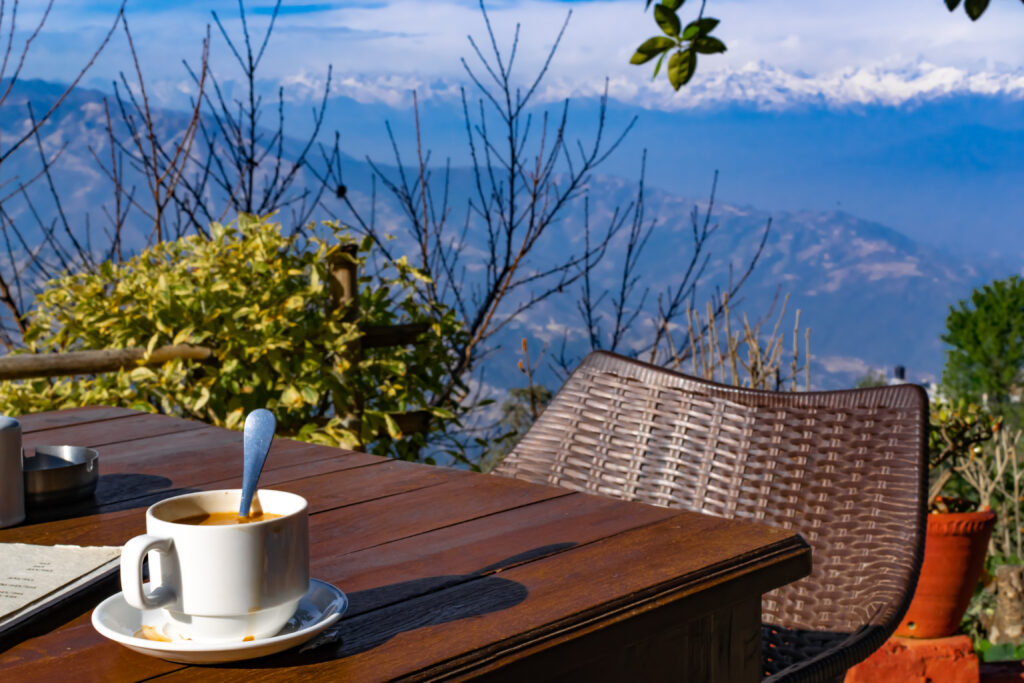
[361,323,430,349]
[391,411,431,437]
[328,244,364,446]
[0,345,213,380]
[325,244,432,451]
[327,244,360,318]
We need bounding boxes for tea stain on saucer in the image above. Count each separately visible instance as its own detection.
[135,625,173,643]
[135,624,258,644]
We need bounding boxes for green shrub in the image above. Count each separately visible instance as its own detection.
[942,276,1024,406]
[0,214,464,459]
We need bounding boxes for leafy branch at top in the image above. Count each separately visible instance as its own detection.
[631,0,725,91]
[945,0,1012,22]
[632,0,1009,92]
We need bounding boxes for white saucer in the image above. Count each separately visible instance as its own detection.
[91,578,347,664]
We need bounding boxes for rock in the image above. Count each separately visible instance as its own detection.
[990,565,1024,645]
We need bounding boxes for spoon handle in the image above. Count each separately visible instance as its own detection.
[240,409,276,517]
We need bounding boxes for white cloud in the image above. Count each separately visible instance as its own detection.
[280,58,1024,110]
[817,354,875,376]
[14,0,1024,110]
[568,59,1024,110]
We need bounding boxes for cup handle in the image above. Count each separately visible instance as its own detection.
[121,534,176,609]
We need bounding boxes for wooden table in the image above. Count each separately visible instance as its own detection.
[0,407,810,681]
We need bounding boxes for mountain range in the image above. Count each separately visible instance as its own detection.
[0,78,1019,391]
[504,178,1015,391]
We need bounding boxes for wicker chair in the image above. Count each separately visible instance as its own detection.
[493,351,928,682]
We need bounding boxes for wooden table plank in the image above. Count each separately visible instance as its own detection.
[76,424,243,464]
[20,425,385,525]
[1,458,386,548]
[0,610,181,682]
[306,475,572,570]
[0,458,458,550]
[17,406,139,433]
[23,412,207,450]
[24,426,244,518]
[311,492,680,618]
[82,434,379,509]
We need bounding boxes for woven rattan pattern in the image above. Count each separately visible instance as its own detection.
[493,351,927,683]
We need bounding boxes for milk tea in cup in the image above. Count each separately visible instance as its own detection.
[119,489,309,642]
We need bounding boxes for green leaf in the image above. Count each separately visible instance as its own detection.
[281,385,302,407]
[225,407,244,430]
[652,50,668,80]
[172,326,196,345]
[982,642,1018,662]
[383,413,402,439]
[129,366,157,383]
[667,51,684,90]
[661,0,684,9]
[193,386,211,412]
[965,0,989,19]
[682,17,719,40]
[667,49,696,90]
[697,17,720,34]
[145,332,160,357]
[300,385,319,404]
[944,0,961,8]
[653,4,681,37]
[630,36,675,65]
[693,36,727,54]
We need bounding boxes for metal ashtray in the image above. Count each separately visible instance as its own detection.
[22,445,99,506]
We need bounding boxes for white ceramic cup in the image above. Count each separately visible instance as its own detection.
[120,489,309,642]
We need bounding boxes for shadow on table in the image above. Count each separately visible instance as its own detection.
[95,479,202,513]
[250,542,577,668]
[25,473,177,523]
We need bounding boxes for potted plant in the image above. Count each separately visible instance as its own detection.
[896,400,1001,638]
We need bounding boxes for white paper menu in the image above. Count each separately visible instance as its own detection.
[0,543,121,638]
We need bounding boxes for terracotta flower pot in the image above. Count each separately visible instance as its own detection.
[896,508,996,638]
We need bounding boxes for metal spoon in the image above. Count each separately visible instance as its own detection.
[239,409,276,518]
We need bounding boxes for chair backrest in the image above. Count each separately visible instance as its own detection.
[493,351,928,638]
